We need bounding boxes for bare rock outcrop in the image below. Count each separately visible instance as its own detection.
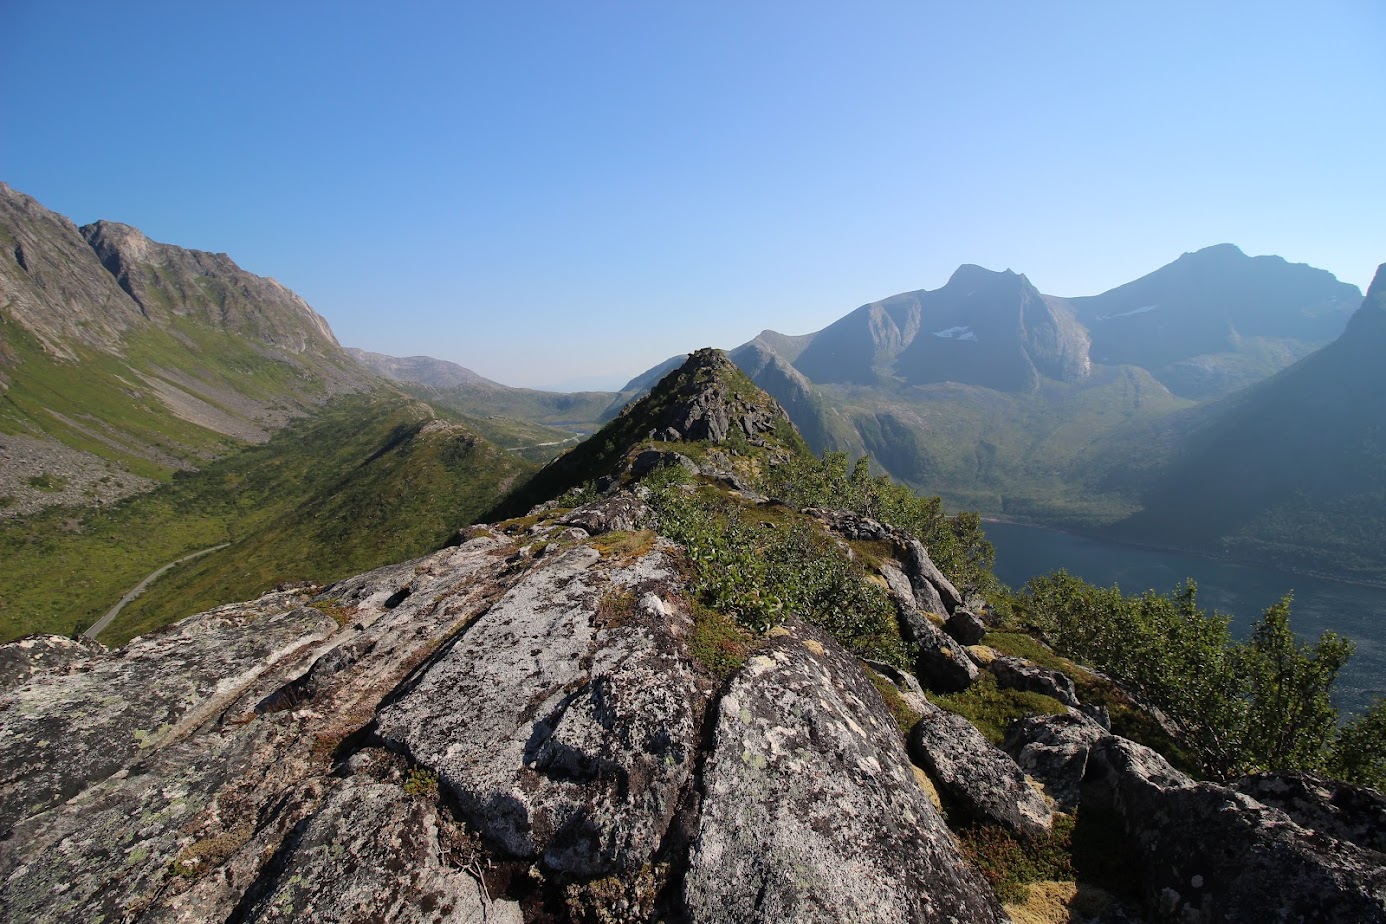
[1086,736,1386,923]
[0,633,105,693]
[0,588,334,832]
[989,656,1081,709]
[1234,771,1386,855]
[1003,712,1108,812]
[232,777,522,923]
[374,541,709,878]
[683,621,1008,924]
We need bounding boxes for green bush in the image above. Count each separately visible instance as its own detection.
[644,463,906,666]
[1015,570,1384,782]
[757,452,999,597]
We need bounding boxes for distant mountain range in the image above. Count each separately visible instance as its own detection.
[9,174,1376,589]
[590,246,1379,580]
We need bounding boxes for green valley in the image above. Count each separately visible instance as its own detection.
[0,394,532,644]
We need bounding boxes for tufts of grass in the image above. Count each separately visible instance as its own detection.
[590,529,656,560]
[958,815,1076,905]
[866,667,924,738]
[689,605,752,681]
[595,588,640,629]
[929,674,1068,745]
[402,768,438,798]
[25,473,67,493]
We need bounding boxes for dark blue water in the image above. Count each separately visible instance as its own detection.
[984,521,1386,717]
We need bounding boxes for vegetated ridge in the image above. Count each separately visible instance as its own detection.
[2,349,1382,923]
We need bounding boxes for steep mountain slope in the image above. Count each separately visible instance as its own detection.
[1069,244,1361,397]
[0,182,375,514]
[1115,262,1386,581]
[727,337,865,456]
[0,187,533,641]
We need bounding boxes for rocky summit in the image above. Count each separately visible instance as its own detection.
[1,352,1383,923]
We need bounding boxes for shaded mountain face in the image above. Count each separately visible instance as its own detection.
[786,265,1091,393]
[1116,261,1386,580]
[0,183,375,513]
[728,338,866,457]
[1069,244,1362,397]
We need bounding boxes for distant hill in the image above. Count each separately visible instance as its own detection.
[345,348,499,390]
[347,346,618,461]
[1068,244,1361,398]
[1114,262,1386,581]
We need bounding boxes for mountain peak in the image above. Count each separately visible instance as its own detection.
[1181,242,1247,261]
[944,264,1024,290]
[1344,262,1386,341]
[493,348,806,516]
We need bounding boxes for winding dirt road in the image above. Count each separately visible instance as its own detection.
[83,543,230,641]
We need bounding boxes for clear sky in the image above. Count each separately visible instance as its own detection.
[3,2,1383,389]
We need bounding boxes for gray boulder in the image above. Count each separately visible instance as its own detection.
[1234,771,1386,855]
[1085,736,1386,923]
[683,620,1007,924]
[902,538,963,615]
[915,618,980,694]
[1003,712,1108,812]
[558,491,653,534]
[629,449,700,480]
[374,543,709,878]
[909,703,1053,837]
[990,655,1080,708]
[945,607,987,646]
[804,507,893,541]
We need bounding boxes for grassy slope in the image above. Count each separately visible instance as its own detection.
[0,395,534,643]
[1,311,367,480]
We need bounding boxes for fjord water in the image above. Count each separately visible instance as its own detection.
[985,521,1386,717]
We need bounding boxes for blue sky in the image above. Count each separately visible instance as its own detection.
[4,2,1383,388]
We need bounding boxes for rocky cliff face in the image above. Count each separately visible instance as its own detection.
[764,265,1092,394]
[2,352,1380,923]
